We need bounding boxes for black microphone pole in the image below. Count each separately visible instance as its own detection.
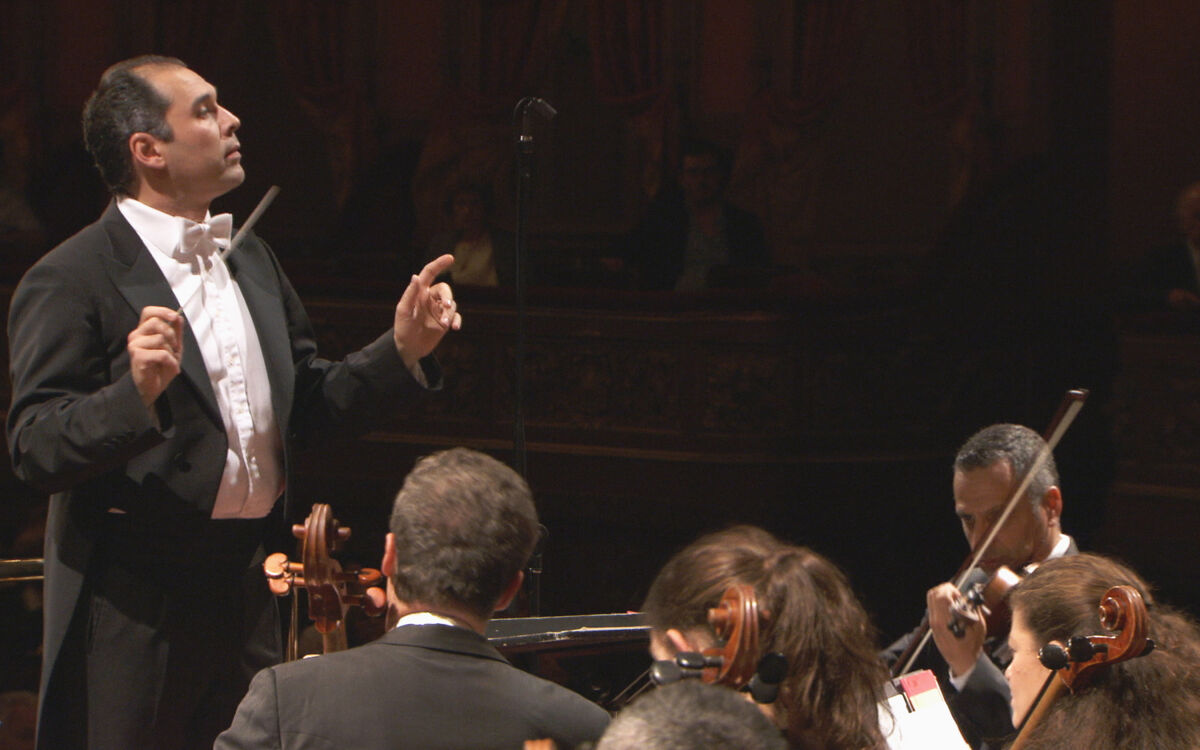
[512,96,556,616]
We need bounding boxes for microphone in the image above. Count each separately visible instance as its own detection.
[520,97,558,141]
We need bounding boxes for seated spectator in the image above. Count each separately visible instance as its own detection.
[426,181,515,287]
[1004,553,1200,749]
[641,525,890,750]
[596,680,786,750]
[622,140,770,291]
[1121,181,1200,312]
[216,448,610,750]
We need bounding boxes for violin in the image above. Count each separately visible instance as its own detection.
[1009,585,1154,749]
[649,584,788,704]
[947,564,1024,639]
[263,503,386,658]
[891,388,1088,678]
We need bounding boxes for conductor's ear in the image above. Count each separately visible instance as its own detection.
[129,132,165,170]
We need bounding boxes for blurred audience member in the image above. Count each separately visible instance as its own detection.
[1122,181,1200,312]
[621,140,769,291]
[426,181,515,287]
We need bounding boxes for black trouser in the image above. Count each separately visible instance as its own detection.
[46,516,281,750]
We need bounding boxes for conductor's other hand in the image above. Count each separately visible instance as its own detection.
[394,253,462,369]
[129,306,184,411]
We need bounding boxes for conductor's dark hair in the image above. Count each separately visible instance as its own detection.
[82,55,187,195]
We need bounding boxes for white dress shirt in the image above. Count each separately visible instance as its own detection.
[118,197,284,519]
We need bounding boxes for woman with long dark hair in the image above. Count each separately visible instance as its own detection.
[1005,553,1200,749]
[642,526,890,750]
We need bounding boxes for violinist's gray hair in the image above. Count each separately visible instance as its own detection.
[596,680,786,750]
[954,423,1059,505]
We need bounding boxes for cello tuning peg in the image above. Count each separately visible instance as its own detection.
[1068,636,1102,661]
[675,651,708,670]
[1039,643,1070,670]
[650,659,684,686]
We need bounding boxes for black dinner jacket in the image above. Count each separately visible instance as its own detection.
[6,201,435,744]
[215,623,612,750]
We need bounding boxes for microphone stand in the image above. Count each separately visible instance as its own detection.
[512,96,556,616]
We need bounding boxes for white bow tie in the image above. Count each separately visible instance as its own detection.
[177,213,233,260]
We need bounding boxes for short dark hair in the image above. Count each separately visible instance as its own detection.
[954,423,1059,506]
[597,680,786,750]
[388,448,538,620]
[82,55,187,195]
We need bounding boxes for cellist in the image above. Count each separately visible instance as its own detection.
[215,448,610,750]
[1004,554,1200,749]
[882,424,1078,749]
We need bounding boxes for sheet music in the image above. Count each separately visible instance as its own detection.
[880,670,971,749]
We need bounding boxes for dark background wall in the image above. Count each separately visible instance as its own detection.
[2,1,1199,677]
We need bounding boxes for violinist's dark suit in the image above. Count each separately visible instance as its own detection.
[214,623,611,750]
[881,538,1078,750]
[6,202,438,750]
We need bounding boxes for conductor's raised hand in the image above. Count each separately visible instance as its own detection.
[128,306,184,411]
[393,253,462,369]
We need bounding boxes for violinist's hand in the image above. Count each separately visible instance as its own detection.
[393,254,462,369]
[927,582,986,679]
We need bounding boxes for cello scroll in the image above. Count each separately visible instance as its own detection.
[650,584,787,703]
[263,503,386,657]
[1009,584,1155,749]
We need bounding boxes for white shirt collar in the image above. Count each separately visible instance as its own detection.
[393,612,464,630]
[116,196,218,261]
[1046,533,1072,561]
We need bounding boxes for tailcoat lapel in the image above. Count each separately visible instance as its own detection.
[96,202,223,427]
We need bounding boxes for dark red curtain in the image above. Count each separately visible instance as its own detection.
[903,0,971,116]
[461,0,567,116]
[154,0,243,72]
[266,0,377,208]
[770,0,866,126]
[586,0,663,110]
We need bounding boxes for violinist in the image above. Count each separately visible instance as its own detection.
[642,525,891,750]
[215,448,610,750]
[882,424,1076,750]
[1004,554,1200,749]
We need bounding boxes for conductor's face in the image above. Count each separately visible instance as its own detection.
[143,64,244,204]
